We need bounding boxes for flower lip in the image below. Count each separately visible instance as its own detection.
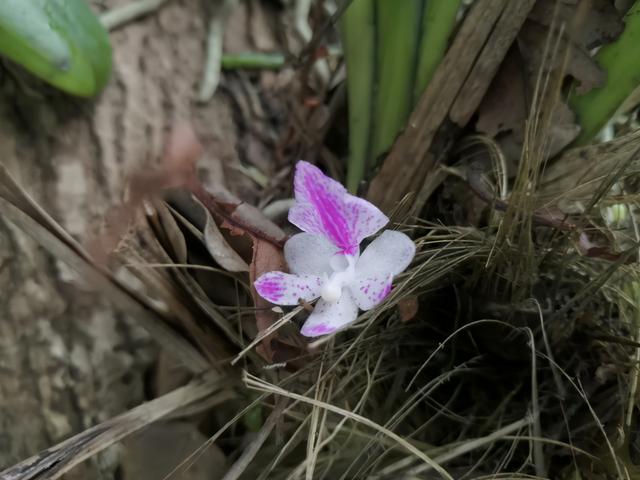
[320,254,356,302]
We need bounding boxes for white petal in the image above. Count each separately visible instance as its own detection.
[348,274,393,311]
[284,233,340,276]
[300,291,359,337]
[254,271,322,306]
[356,230,415,277]
[348,231,415,310]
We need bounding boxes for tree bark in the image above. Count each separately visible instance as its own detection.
[0,1,248,477]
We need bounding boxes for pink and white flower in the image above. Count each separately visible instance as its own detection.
[255,161,415,337]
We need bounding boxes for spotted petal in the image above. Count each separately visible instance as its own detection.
[254,272,322,306]
[284,233,339,276]
[288,161,388,255]
[349,230,415,310]
[300,291,359,337]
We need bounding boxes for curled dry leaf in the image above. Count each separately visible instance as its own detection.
[149,199,188,264]
[199,197,250,272]
[161,125,305,362]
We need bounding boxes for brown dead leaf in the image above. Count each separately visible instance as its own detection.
[547,102,582,155]
[476,47,527,140]
[477,18,590,167]
[398,296,419,323]
[250,238,287,361]
[199,199,250,272]
[529,0,624,50]
[162,125,304,362]
[518,20,605,95]
[151,200,188,264]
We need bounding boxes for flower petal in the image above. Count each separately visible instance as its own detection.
[289,161,388,254]
[349,274,393,311]
[357,230,416,276]
[255,271,322,306]
[348,230,416,310]
[300,291,359,337]
[284,233,339,276]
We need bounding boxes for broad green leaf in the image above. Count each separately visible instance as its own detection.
[0,0,112,97]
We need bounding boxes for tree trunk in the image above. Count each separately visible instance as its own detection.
[0,1,248,477]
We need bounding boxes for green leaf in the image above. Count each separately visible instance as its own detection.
[414,0,461,102]
[342,0,461,191]
[371,0,424,160]
[569,0,640,145]
[0,0,112,97]
[343,0,376,192]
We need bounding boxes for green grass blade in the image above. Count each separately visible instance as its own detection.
[569,0,640,145]
[343,0,376,192]
[371,0,425,160]
[414,0,462,102]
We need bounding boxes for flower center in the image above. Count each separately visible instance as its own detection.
[320,254,356,303]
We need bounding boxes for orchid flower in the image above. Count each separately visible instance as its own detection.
[255,161,415,337]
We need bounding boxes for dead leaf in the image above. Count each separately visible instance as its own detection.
[476,47,527,141]
[529,0,624,50]
[547,102,582,155]
[518,20,605,95]
[250,238,288,361]
[477,23,584,167]
[200,200,250,272]
[398,296,419,323]
[151,200,188,264]
[162,125,304,362]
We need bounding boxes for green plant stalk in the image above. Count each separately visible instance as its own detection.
[342,0,376,192]
[414,0,461,102]
[221,52,285,70]
[371,0,424,161]
[0,0,112,97]
[569,0,640,145]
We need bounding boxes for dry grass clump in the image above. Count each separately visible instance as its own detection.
[2,124,640,478]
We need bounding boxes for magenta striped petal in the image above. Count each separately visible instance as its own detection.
[289,161,388,254]
[254,272,323,306]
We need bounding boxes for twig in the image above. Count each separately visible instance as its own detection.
[101,0,171,30]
